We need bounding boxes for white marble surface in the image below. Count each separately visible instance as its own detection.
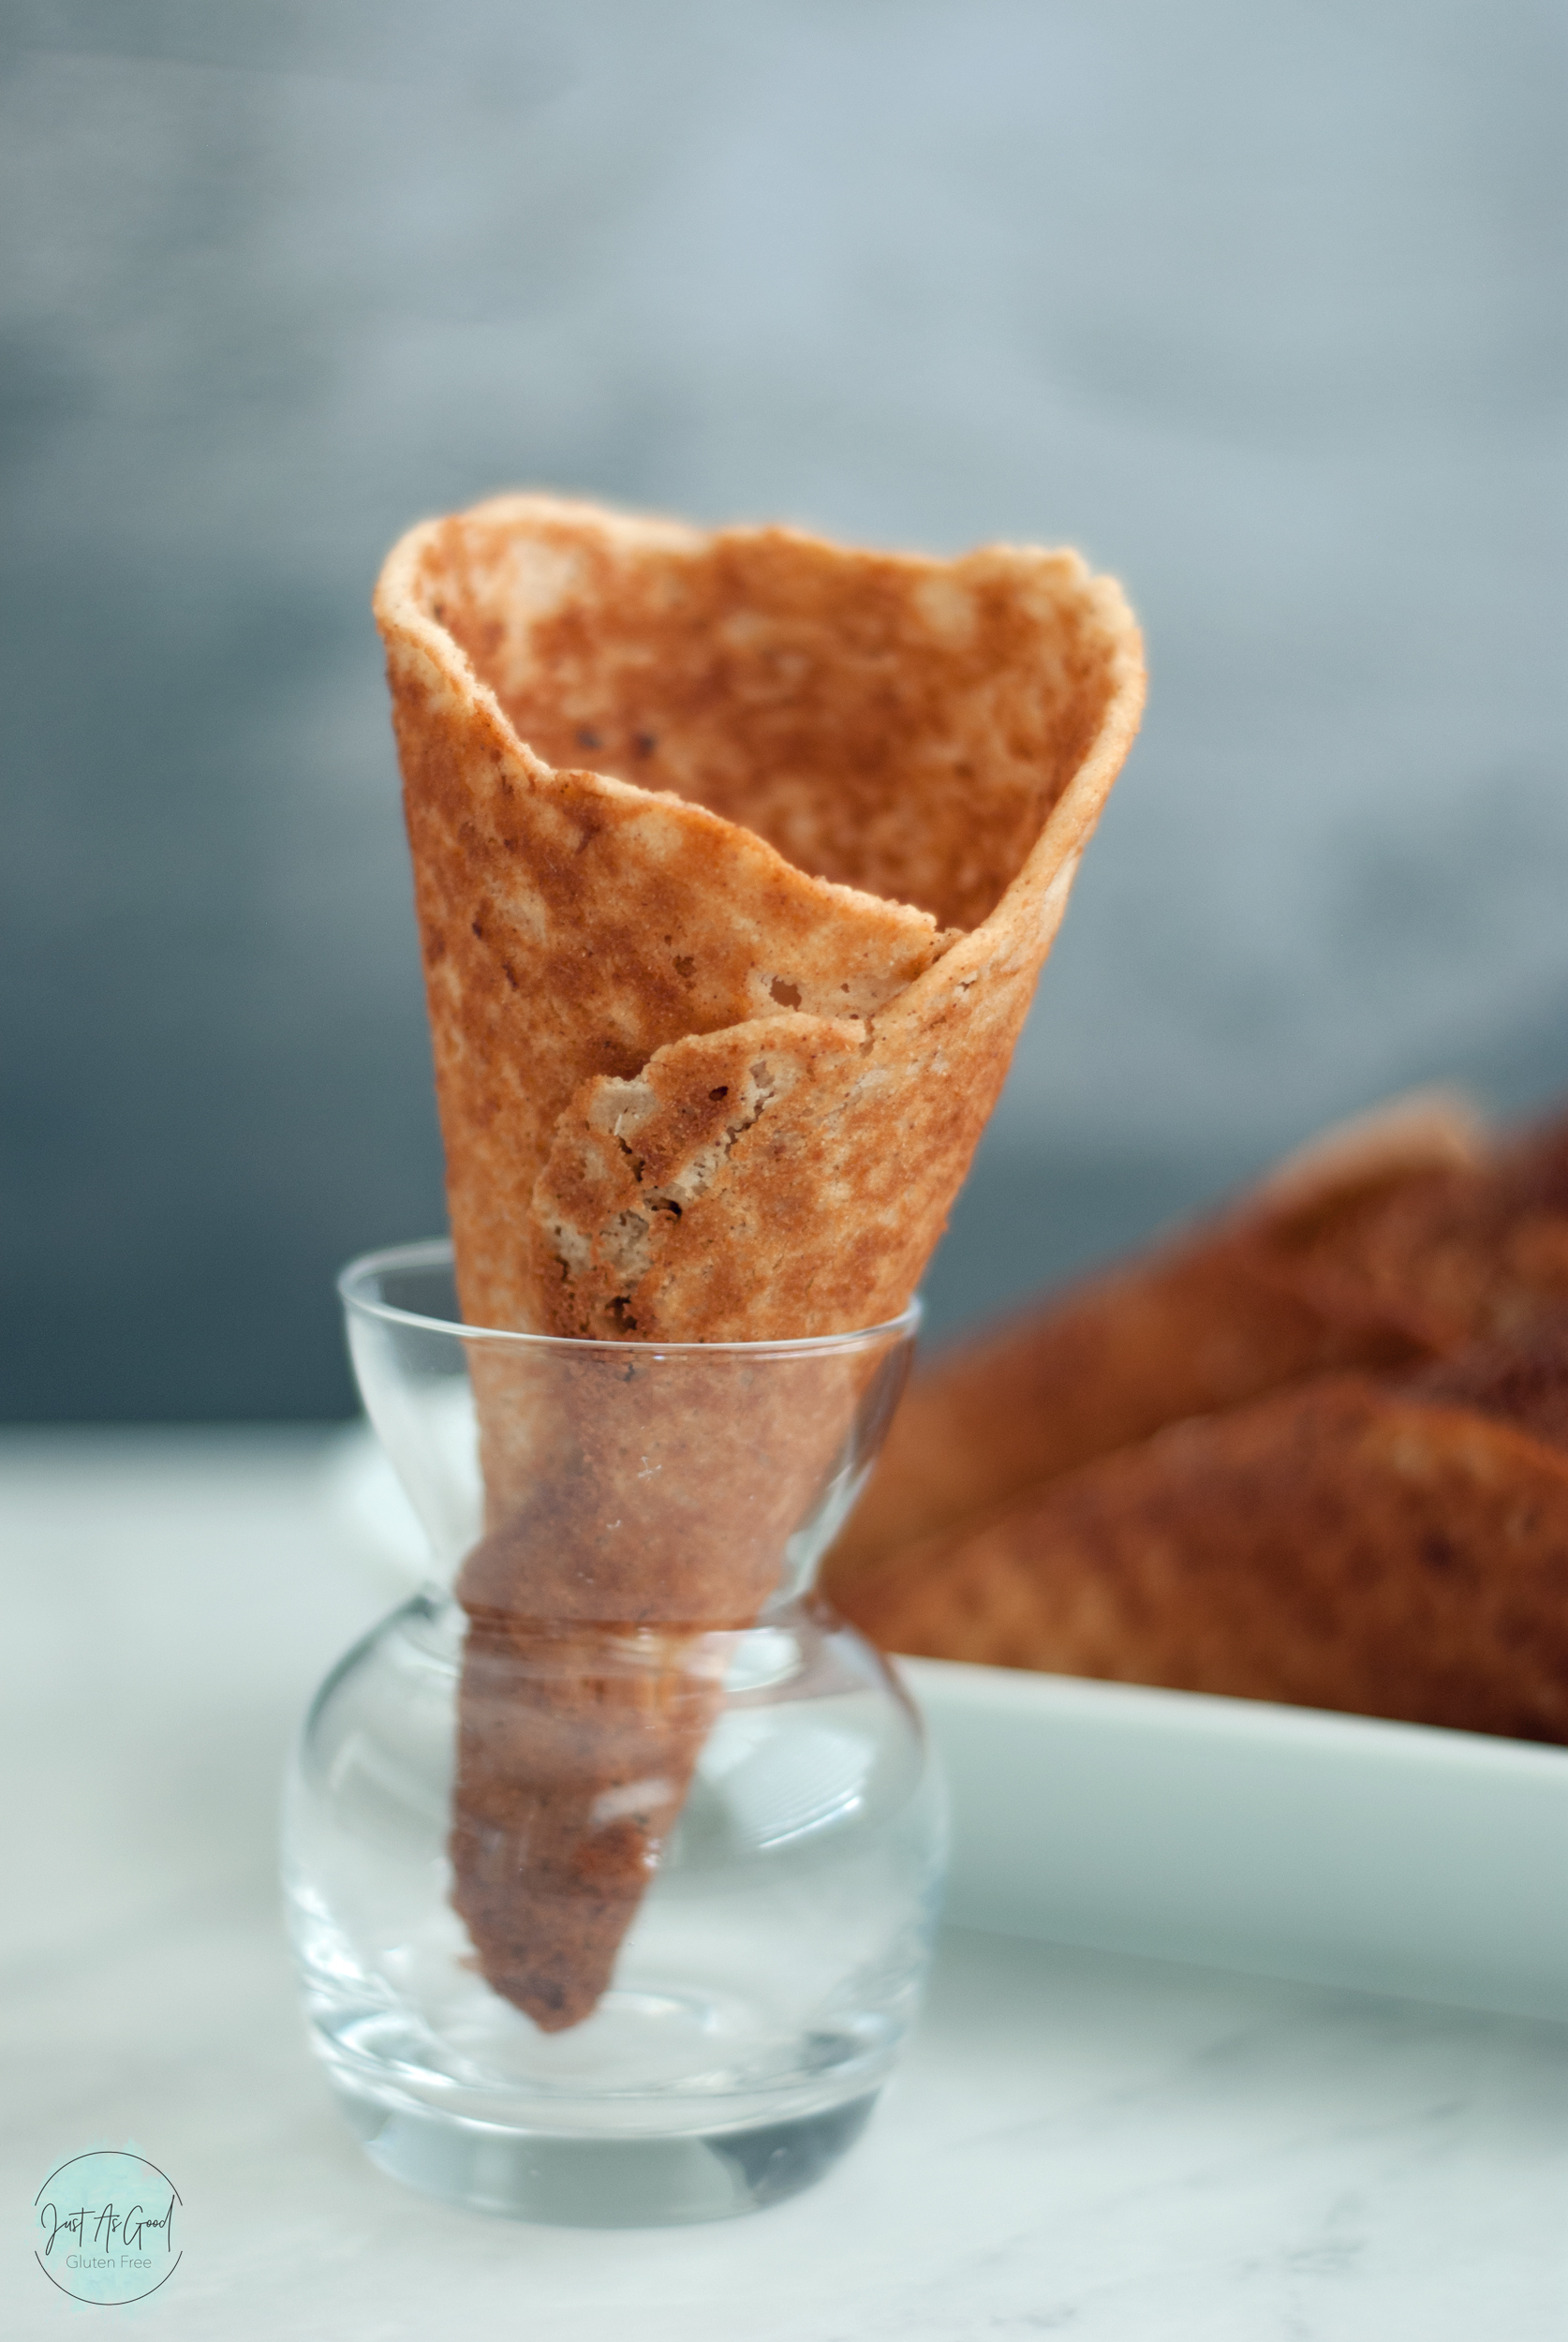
[5,1430,1567,2338]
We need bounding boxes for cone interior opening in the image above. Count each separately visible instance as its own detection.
[409,499,1120,933]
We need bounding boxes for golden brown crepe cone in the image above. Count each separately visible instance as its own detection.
[823,1089,1490,1600]
[375,494,1144,2027]
[1270,1104,1568,1353]
[843,1309,1568,1744]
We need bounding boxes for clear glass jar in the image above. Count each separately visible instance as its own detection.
[283,1242,946,2226]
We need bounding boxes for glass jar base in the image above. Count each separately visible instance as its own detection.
[330,2077,880,2226]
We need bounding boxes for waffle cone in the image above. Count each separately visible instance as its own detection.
[375,494,1144,2025]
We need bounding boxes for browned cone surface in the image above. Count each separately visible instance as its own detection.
[823,1098,1568,1604]
[447,1335,887,2030]
[841,1307,1568,1745]
[375,494,1145,2027]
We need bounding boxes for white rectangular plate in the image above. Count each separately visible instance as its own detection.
[903,1657,1568,2023]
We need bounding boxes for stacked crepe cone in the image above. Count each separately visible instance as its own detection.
[828,1098,1568,1743]
[375,495,1145,2026]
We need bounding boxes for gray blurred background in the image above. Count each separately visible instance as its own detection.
[3,0,1565,1420]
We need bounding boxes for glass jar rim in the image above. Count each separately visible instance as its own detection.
[338,1238,923,1356]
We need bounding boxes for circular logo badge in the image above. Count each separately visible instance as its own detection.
[34,2151,183,2306]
